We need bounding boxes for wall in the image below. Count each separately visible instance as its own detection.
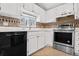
[0,16,20,27]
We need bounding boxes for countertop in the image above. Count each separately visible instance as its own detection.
[0,27,54,32]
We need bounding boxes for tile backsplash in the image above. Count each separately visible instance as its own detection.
[0,16,20,27]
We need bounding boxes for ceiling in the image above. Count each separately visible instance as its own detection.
[35,3,65,11]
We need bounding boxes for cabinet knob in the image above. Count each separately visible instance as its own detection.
[27,51,29,53]
[0,7,1,10]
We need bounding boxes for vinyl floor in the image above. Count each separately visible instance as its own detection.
[32,47,72,56]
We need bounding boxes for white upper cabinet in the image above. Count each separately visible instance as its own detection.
[55,3,74,18]
[0,3,22,18]
[74,3,79,19]
[46,3,74,22]
[0,3,46,23]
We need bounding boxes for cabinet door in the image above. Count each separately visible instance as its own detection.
[44,31,54,46]
[37,31,45,49]
[0,3,21,17]
[75,30,79,55]
[65,3,73,15]
[27,36,37,55]
[74,3,79,19]
[56,3,73,18]
[55,6,64,17]
[41,31,47,47]
[61,3,73,16]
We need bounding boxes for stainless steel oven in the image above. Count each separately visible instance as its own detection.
[53,29,75,55]
[54,30,75,47]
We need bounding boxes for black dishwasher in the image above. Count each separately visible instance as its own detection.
[0,32,27,56]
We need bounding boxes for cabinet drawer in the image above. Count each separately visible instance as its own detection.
[75,43,79,47]
[27,36,36,39]
[75,40,79,43]
[75,49,79,53]
[75,37,79,41]
[75,35,79,37]
[75,31,79,34]
[27,32,37,36]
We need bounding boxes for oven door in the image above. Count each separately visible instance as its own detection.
[54,30,74,47]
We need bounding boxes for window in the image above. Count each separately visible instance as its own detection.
[21,14,36,27]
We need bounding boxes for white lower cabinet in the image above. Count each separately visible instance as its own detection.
[27,31,46,55]
[37,31,45,49]
[75,28,79,55]
[44,30,54,46]
[27,30,54,55]
[27,36,37,55]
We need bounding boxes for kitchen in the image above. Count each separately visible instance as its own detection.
[0,3,79,56]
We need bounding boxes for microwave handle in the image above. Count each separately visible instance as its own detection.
[14,33,23,35]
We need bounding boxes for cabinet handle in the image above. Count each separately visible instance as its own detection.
[6,34,11,36]
[37,36,40,38]
[77,50,79,52]
[0,7,1,10]
[27,39,29,42]
[69,12,72,14]
[27,51,29,53]
[14,33,21,35]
